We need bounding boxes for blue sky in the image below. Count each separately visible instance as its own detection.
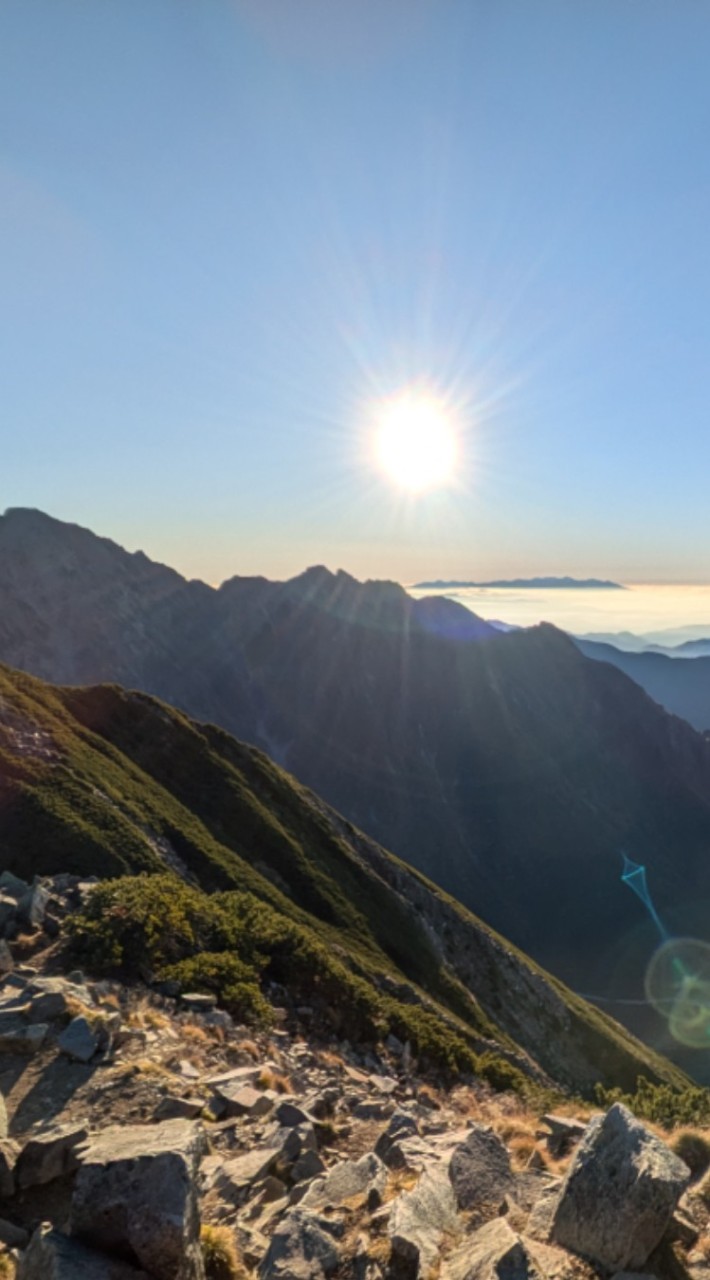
[2,1,710,584]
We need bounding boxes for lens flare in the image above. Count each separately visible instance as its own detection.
[373,389,458,492]
[645,938,710,1048]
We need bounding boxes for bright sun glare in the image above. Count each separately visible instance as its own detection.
[373,390,458,492]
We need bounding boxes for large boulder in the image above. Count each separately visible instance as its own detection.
[259,1207,341,1280]
[17,1224,150,1278]
[448,1126,514,1213]
[548,1103,690,1271]
[71,1119,207,1280]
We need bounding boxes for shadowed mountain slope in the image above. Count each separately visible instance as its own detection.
[0,660,690,1096]
[3,509,710,1011]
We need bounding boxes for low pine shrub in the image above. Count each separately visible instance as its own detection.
[594,1077,710,1130]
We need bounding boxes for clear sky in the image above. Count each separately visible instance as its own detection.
[2,1,710,585]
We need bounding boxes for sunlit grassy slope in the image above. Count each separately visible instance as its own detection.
[0,661,691,1097]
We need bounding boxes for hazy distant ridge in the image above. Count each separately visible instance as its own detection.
[412,575,625,590]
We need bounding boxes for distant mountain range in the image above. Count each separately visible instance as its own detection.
[413,576,625,590]
[578,629,710,658]
[577,639,710,733]
[3,508,710,1061]
[0,660,685,1096]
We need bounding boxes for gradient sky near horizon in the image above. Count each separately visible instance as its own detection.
[2,1,710,585]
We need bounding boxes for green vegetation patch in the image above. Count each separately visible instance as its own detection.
[595,1076,710,1130]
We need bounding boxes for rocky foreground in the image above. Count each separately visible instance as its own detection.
[0,873,707,1279]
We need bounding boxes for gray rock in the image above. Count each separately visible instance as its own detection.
[57,1016,98,1063]
[525,1180,562,1243]
[548,1103,690,1271]
[28,990,68,1022]
[442,1218,545,1280]
[277,1100,318,1128]
[302,1153,387,1208]
[17,1224,150,1278]
[389,1168,458,1276]
[370,1075,398,1095]
[448,1126,514,1212]
[291,1149,327,1184]
[512,1169,559,1215]
[18,881,50,927]
[375,1110,419,1167]
[352,1099,393,1120]
[259,1207,341,1280]
[0,1138,20,1197]
[211,1075,271,1117]
[71,1119,207,1280]
[153,1095,205,1122]
[206,1146,281,1206]
[0,940,14,974]
[276,1123,318,1165]
[0,1018,47,1054]
[17,1122,89,1188]
[0,1090,7,1140]
[221,1085,275,1118]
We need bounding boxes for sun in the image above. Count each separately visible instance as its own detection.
[373,389,458,492]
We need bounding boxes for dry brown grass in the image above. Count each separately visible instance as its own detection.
[491,1113,537,1144]
[448,1085,485,1120]
[256,1066,291,1094]
[130,1058,176,1081]
[181,1022,211,1045]
[507,1134,538,1169]
[693,1233,710,1262]
[316,1049,345,1069]
[201,1224,247,1280]
[382,1168,420,1203]
[236,1039,260,1060]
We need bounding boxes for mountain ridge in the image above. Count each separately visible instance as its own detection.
[3,508,710,1061]
[0,658,689,1097]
